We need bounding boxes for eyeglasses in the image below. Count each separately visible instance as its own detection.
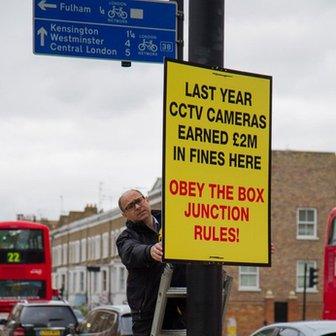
[123,196,145,212]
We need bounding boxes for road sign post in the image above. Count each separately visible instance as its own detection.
[33,0,177,63]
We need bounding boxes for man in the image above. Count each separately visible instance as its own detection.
[116,189,185,336]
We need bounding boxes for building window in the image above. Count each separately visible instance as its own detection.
[54,274,58,290]
[297,260,317,292]
[69,242,74,263]
[62,244,68,265]
[239,266,260,291]
[75,241,80,263]
[57,246,62,266]
[297,208,317,239]
[102,233,109,259]
[80,271,85,292]
[102,270,107,291]
[94,272,99,293]
[111,232,117,257]
[88,237,95,260]
[119,267,126,292]
[110,266,117,292]
[95,235,101,260]
[73,272,77,293]
[61,274,66,293]
[81,239,86,262]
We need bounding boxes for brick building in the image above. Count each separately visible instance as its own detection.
[51,150,336,335]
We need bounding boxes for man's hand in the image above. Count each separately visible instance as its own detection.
[150,242,163,262]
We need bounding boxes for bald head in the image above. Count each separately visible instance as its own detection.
[118,189,143,212]
[118,189,152,225]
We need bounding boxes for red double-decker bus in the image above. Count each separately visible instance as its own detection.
[323,207,336,319]
[0,221,52,316]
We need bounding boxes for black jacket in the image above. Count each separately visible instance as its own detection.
[116,210,164,317]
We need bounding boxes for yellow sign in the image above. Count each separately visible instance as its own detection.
[163,59,272,265]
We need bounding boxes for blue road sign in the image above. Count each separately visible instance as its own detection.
[33,0,177,63]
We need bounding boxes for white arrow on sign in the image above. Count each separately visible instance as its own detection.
[38,0,57,11]
[37,27,48,46]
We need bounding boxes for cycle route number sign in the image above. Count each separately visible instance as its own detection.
[33,0,177,63]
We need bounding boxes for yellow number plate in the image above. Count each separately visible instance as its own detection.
[40,330,61,336]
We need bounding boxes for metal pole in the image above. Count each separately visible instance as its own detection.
[188,0,225,66]
[187,3,225,335]
[176,0,184,61]
[302,263,307,320]
[169,0,183,61]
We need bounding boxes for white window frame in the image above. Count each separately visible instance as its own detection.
[69,242,74,263]
[239,266,260,291]
[81,238,87,262]
[79,271,85,292]
[95,235,101,260]
[119,267,126,292]
[62,244,68,265]
[88,237,94,260]
[102,269,108,292]
[93,272,99,293]
[296,260,318,292]
[297,208,317,240]
[74,241,80,263]
[52,247,56,266]
[111,232,117,257]
[56,246,62,266]
[110,266,117,292]
[102,233,109,259]
[72,272,77,293]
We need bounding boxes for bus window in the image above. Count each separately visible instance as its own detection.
[0,229,43,250]
[328,217,336,246]
[0,280,46,299]
[0,229,45,263]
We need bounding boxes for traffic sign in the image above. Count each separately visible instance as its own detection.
[163,59,272,265]
[33,0,177,63]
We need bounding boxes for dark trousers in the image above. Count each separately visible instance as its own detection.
[132,317,153,336]
[132,300,186,336]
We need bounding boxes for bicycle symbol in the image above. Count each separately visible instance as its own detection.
[138,39,158,52]
[108,6,127,19]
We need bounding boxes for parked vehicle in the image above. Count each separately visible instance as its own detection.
[70,305,132,336]
[250,320,336,336]
[73,309,85,324]
[0,300,78,336]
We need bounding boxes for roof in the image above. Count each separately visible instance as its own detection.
[91,304,131,315]
[18,300,71,307]
[0,221,49,230]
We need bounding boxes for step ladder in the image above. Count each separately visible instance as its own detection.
[150,264,233,336]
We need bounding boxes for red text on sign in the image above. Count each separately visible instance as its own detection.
[238,186,264,203]
[169,179,205,197]
[208,183,234,200]
[194,225,239,242]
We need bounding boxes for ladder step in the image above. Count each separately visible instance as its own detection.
[166,287,186,297]
[159,330,186,336]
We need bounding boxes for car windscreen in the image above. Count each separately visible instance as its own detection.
[21,306,77,326]
[119,313,132,335]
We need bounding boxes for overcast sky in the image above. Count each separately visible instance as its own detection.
[0,1,335,221]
